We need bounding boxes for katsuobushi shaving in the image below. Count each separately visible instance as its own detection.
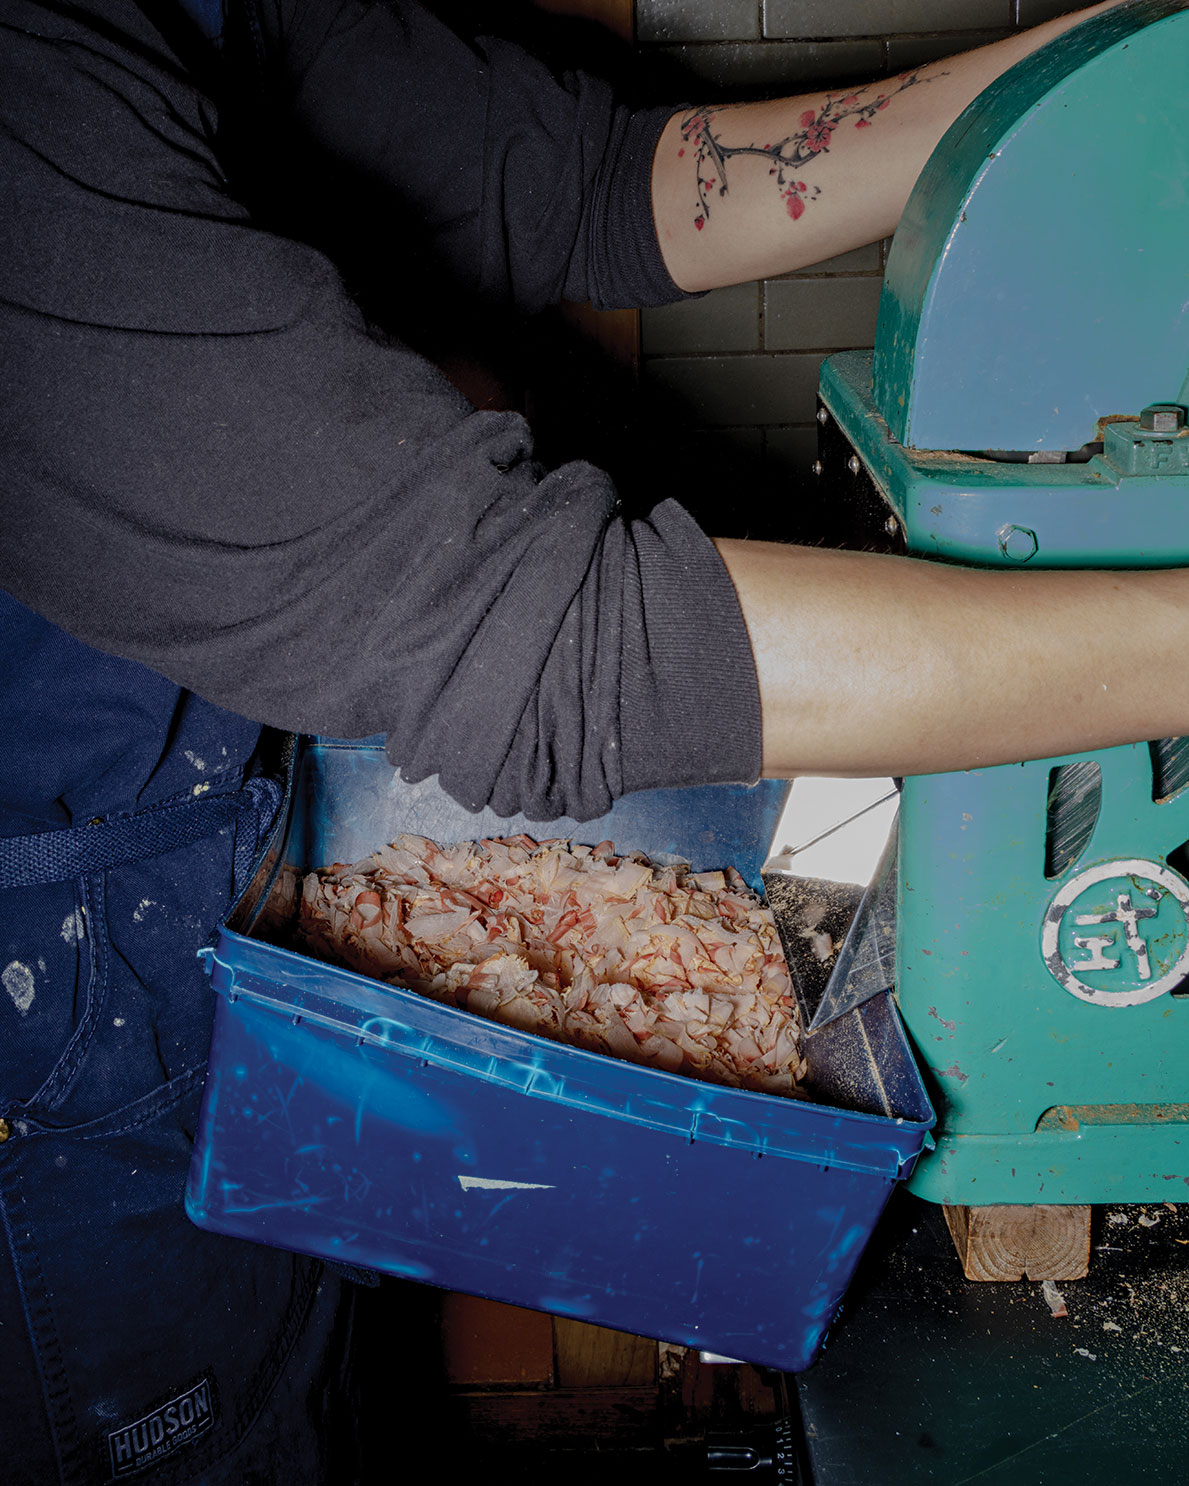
[297,833,807,1095]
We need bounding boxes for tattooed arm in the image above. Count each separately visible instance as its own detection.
[652,2,1121,291]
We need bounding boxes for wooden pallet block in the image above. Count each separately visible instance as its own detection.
[943,1203,1091,1281]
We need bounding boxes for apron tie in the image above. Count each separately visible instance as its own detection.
[0,777,282,890]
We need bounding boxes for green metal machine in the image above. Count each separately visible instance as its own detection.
[816,0,1189,1205]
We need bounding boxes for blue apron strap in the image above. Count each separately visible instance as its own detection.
[0,777,281,891]
[175,0,226,46]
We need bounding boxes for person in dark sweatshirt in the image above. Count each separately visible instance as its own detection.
[1,3,1176,1481]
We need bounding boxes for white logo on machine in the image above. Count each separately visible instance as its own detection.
[1041,858,1189,1006]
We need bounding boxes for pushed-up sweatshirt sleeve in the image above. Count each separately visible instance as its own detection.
[0,0,762,822]
[245,0,683,311]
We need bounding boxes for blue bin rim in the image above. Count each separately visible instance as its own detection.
[203,925,934,1182]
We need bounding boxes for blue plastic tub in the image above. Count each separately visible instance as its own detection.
[186,742,933,1371]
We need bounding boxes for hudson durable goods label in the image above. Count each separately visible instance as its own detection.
[107,1376,216,1477]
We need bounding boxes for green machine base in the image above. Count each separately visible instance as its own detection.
[816,1,1189,1207]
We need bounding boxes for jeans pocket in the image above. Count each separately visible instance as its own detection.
[2,1068,347,1486]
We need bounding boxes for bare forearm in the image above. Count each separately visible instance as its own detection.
[652,3,1119,291]
[716,539,1189,778]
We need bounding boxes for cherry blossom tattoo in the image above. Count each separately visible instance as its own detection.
[678,70,942,230]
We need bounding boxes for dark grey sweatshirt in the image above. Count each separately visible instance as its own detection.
[0,0,762,821]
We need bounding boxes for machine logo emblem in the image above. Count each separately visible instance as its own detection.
[1041,858,1189,1006]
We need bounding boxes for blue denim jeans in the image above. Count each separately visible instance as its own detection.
[0,594,358,1484]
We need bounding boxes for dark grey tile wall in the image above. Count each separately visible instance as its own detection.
[763,1,1013,37]
[635,0,1088,525]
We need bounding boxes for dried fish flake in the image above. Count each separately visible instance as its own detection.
[297,834,806,1097]
[1041,1279,1067,1317]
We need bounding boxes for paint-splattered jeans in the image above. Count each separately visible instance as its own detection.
[0,595,358,1485]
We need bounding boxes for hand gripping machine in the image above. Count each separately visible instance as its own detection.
[812,0,1189,1247]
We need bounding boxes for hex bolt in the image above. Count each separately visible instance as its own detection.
[1139,403,1187,433]
[998,524,1039,563]
[846,455,862,475]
